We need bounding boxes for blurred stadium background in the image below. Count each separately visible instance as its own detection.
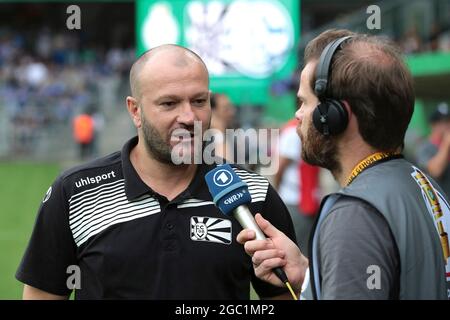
[1,0,450,299]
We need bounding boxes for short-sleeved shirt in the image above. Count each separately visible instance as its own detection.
[16,136,296,299]
[317,197,400,299]
[416,140,450,197]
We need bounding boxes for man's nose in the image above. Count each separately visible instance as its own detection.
[177,102,196,125]
[295,108,303,124]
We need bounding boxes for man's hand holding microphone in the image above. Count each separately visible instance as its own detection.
[237,213,308,296]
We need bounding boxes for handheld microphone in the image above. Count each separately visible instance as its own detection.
[204,164,290,286]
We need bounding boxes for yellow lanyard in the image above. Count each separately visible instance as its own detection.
[346,152,394,186]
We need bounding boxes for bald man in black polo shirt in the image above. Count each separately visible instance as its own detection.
[16,45,296,299]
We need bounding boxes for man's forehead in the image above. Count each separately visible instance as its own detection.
[140,57,207,82]
[301,62,317,83]
[140,52,208,84]
[298,62,317,96]
[143,52,187,71]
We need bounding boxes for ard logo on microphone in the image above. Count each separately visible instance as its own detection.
[213,169,233,187]
[190,216,232,245]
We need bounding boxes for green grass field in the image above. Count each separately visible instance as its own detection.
[0,162,60,299]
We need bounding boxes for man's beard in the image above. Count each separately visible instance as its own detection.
[300,118,341,174]
[140,113,210,165]
[141,113,174,164]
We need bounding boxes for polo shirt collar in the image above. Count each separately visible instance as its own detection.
[122,136,153,200]
[179,161,215,202]
[121,136,216,202]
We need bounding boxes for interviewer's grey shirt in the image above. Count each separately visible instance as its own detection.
[318,197,400,299]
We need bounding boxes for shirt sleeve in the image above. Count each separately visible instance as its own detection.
[279,127,301,161]
[318,197,400,300]
[15,175,77,296]
[250,184,298,299]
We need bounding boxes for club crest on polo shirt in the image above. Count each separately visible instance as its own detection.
[190,216,232,245]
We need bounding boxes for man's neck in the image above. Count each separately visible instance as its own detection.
[333,138,378,188]
[130,139,197,200]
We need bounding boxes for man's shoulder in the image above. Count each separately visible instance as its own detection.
[226,164,271,203]
[320,196,395,252]
[323,196,390,238]
[60,151,122,181]
[54,151,123,198]
[228,164,269,183]
[330,196,374,211]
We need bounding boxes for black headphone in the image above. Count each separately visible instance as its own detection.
[313,36,353,136]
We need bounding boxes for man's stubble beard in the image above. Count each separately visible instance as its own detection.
[141,113,173,164]
[140,113,211,165]
[299,117,341,174]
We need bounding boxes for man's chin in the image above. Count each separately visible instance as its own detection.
[170,144,200,165]
[301,150,316,166]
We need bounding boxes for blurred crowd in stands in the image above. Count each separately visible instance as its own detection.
[1,16,450,158]
[0,27,134,155]
[398,22,450,54]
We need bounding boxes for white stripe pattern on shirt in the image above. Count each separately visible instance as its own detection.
[177,198,215,209]
[68,181,160,247]
[232,168,269,203]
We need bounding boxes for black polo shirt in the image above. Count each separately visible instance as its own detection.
[16,136,296,299]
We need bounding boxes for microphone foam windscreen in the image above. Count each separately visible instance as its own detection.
[204,164,252,215]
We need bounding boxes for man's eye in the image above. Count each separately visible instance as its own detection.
[192,99,207,106]
[161,101,176,107]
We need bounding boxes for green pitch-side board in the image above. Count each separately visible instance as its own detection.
[136,0,301,123]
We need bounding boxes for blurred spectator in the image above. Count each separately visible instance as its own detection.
[73,112,95,160]
[400,26,422,54]
[92,107,105,156]
[416,102,450,196]
[210,93,236,161]
[428,22,442,52]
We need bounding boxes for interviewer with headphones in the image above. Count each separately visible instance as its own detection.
[237,29,450,299]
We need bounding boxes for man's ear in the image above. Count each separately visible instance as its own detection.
[208,90,213,108]
[342,100,352,121]
[126,96,141,128]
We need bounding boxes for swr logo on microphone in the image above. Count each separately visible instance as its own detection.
[223,191,245,205]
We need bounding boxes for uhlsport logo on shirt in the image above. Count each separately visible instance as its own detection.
[190,216,232,245]
[74,170,116,188]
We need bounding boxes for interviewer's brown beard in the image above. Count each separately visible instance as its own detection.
[299,117,341,174]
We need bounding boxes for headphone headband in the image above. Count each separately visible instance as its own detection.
[314,36,353,98]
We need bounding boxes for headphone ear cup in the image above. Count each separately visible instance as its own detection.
[313,99,349,136]
[327,99,348,135]
[312,102,329,135]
